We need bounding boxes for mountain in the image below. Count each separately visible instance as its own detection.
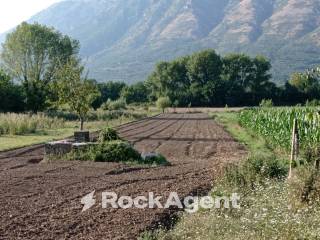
[1,0,320,84]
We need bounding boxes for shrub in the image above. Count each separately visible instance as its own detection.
[259,99,273,108]
[303,145,320,166]
[63,140,170,165]
[156,97,171,113]
[101,99,126,111]
[99,127,121,142]
[64,144,100,162]
[262,157,289,179]
[94,141,142,162]
[65,141,142,163]
[289,167,320,204]
[142,153,169,165]
[224,154,288,189]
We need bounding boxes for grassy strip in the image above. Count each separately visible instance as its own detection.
[0,107,161,151]
[213,112,273,157]
[0,119,131,151]
[141,112,320,240]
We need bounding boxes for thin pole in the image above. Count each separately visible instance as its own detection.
[289,118,297,179]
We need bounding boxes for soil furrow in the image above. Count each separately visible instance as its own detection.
[0,113,247,240]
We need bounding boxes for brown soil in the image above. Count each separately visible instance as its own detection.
[0,113,246,240]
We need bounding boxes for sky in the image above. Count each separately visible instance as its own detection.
[0,0,62,33]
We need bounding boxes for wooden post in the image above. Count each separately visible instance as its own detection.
[289,119,298,179]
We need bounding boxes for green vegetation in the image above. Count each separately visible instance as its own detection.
[121,82,150,104]
[1,22,79,112]
[142,154,168,166]
[239,107,320,151]
[65,140,142,163]
[156,97,171,113]
[147,50,277,107]
[92,81,126,109]
[142,110,320,240]
[52,57,100,130]
[0,110,154,151]
[0,113,64,135]
[98,127,122,142]
[62,128,169,165]
[101,99,126,111]
[0,69,24,112]
[0,129,75,151]
[259,99,274,108]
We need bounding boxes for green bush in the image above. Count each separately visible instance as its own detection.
[259,99,274,108]
[224,154,288,189]
[64,140,170,165]
[64,145,100,162]
[303,145,320,165]
[101,99,126,111]
[99,127,121,142]
[65,141,141,163]
[142,154,169,166]
[94,141,142,162]
[156,97,171,113]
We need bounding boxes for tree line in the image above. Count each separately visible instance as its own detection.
[1,22,320,116]
[146,50,320,107]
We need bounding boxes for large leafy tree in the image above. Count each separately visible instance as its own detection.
[146,61,171,100]
[187,50,223,106]
[121,82,149,104]
[248,56,274,104]
[146,57,190,106]
[53,58,100,130]
[289,70,320,100]
[0,22,79,112]
[221,54,254,105]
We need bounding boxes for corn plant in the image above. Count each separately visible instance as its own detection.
[239,107,320,151]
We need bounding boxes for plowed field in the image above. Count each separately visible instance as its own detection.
[0,113,246,240]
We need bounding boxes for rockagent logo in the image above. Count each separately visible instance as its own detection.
[81,191,240,213]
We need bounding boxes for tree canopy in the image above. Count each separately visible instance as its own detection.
[147,50,275,107]
[52,58,100,130]
[121,82,149,104]
[0,22,79,112]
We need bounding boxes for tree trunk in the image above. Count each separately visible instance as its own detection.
[80,118,84,131]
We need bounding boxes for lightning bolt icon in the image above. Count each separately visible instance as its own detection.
[81,190,96,212]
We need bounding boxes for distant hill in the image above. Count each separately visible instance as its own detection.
[1,0,320,84]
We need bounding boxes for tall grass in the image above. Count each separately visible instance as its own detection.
[0,113,65,135]
[45,110,149,121]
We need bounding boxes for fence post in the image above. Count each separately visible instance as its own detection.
[289,118,298,179]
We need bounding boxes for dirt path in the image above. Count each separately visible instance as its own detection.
[0,113,246,240]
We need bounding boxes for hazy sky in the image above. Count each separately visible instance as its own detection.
[0,0,62,33]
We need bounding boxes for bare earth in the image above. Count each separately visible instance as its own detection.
[0,113,246,240]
